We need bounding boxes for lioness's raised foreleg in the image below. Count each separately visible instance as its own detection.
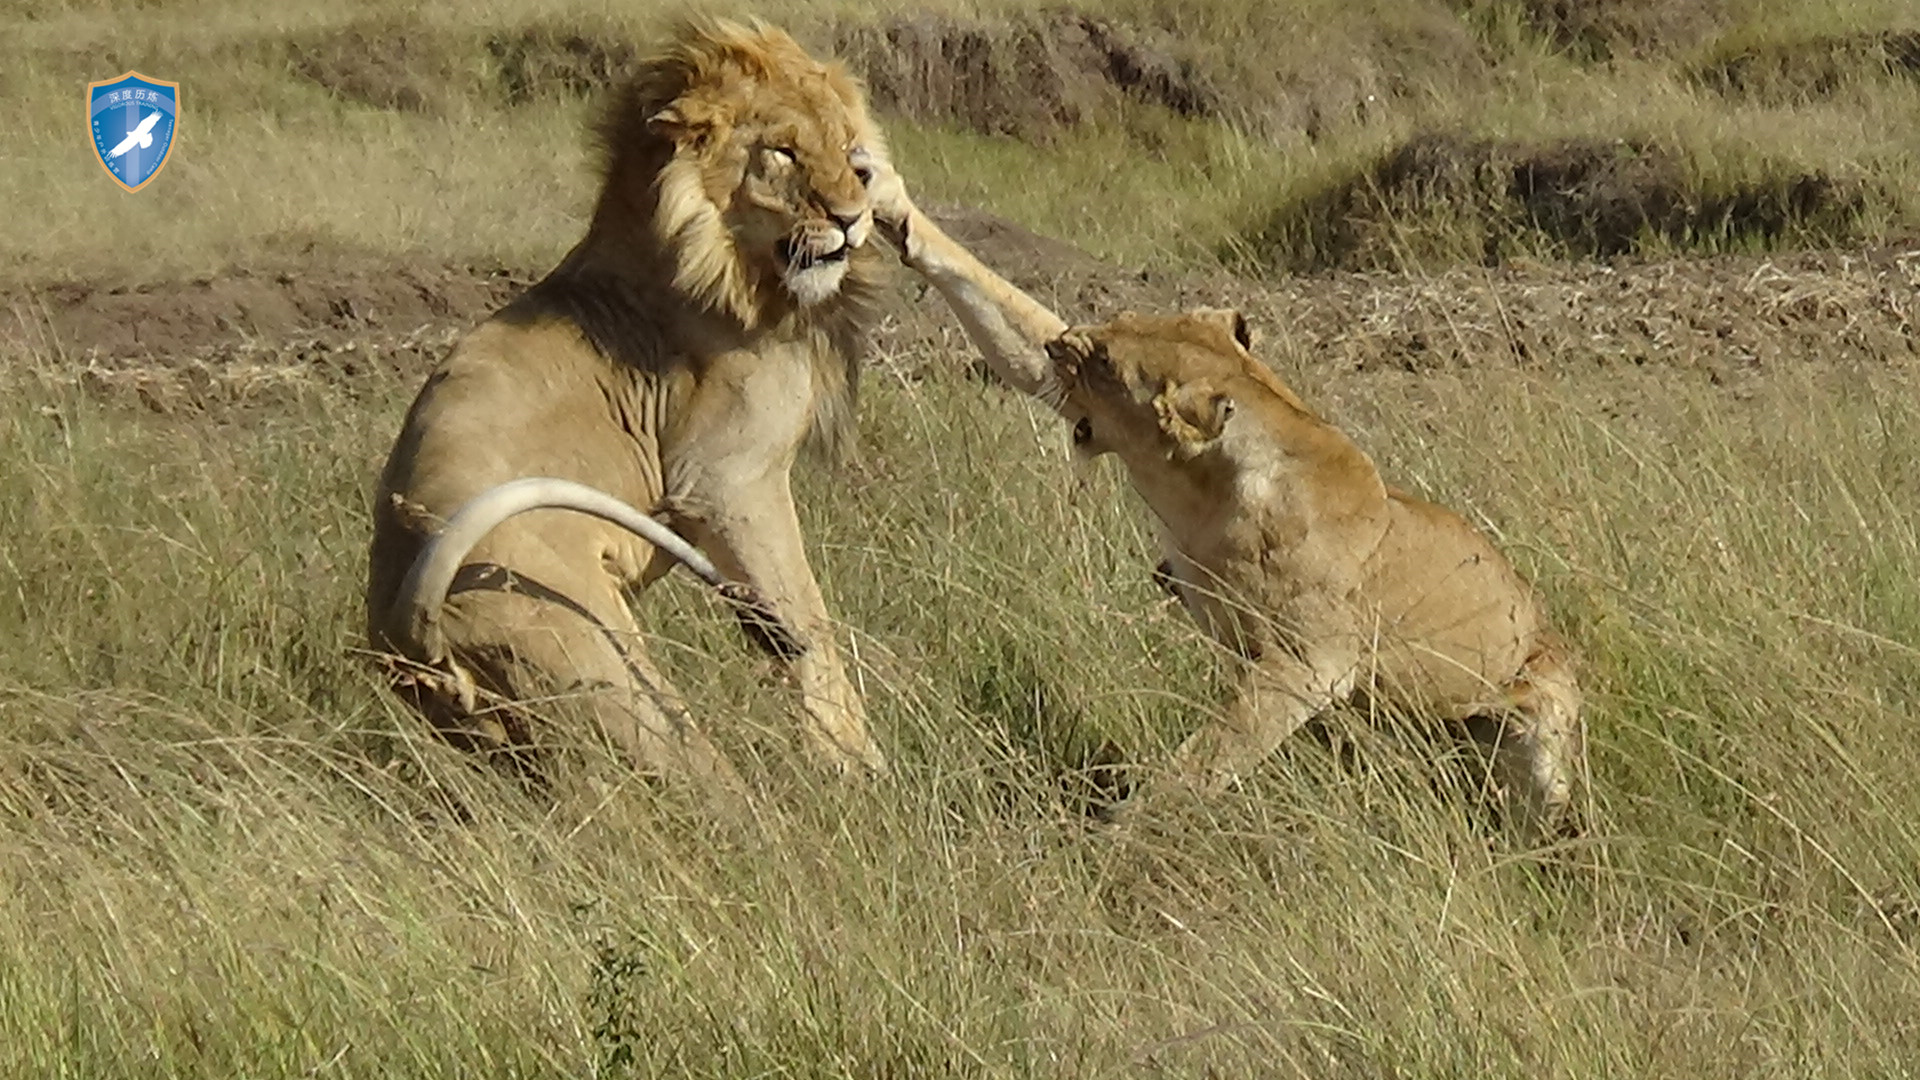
[858,152,1070,408]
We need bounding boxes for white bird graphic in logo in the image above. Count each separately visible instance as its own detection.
[109,111,161,158]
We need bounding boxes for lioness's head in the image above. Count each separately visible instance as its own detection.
[598,19,886,323]
[1047,308,1285,462]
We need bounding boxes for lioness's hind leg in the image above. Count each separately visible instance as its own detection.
[1481,642,1584,837]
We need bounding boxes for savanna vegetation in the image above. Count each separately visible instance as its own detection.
[2,0,1918,1075]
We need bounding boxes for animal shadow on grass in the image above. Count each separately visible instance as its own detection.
[961,640,1134,821]
[962,637,1588,871]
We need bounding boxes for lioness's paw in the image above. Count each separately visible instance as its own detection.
[851,146,914,253]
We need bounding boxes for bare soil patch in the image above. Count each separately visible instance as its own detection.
[1220,247,1920,381]
[4,207,1912,414]
[2,260,530,411]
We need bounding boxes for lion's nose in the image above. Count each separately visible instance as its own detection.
[829,209,863,233]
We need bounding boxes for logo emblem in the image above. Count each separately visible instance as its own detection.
[88,71,178,193]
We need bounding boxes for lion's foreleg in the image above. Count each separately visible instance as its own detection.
[686,481,886,778]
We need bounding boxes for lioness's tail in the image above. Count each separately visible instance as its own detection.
[390,476,791,657]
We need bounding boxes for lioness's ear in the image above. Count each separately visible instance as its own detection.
[1192,308,1253,351]
[1155,380,1236,450]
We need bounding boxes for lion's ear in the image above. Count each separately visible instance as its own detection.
[1155,380,1236,449]
[649,101,715,147]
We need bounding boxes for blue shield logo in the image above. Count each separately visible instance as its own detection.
[88,72,179,193]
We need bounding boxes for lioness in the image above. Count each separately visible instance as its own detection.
[865,169,1582,833]
[366,19,892,804]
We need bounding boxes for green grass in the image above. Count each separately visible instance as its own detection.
[3,350,1918,1076]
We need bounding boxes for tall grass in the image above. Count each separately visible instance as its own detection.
[5,1,1919,1074]
[2,344,1916,1076]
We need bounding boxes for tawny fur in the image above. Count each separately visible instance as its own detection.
[366,18,893,811]
[862,162,1582,834]
[1047,311,1584,834]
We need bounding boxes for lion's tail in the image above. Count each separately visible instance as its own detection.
[389,477,736,657]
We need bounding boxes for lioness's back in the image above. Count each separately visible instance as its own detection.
[1362,491,1543,705]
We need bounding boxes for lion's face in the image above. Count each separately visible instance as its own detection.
[1046,308,1255,461]
[729,131,876,306]
[643,27,883,315]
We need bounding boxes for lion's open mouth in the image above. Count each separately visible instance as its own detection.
[777,237,850,271]
[779,236,853,306]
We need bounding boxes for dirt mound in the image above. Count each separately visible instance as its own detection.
[1695,30,1920,102]
[0,207,1103,411]
[1228,247,1920,380]
[486,25,638,105]
[286,21,469,114]
[287,20,640,110]
[1493,0,1730,60]
[270,10,1455,146]
[2,261,530,410]
[1245,132,1871,273]
[829,11,1218,141]
[283,11,1222,137]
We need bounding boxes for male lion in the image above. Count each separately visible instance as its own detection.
[366,19,892,805]
[864,168,1582,833]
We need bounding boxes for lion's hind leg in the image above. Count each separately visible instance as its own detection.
[385,649,544,786]
[436,568,751,818]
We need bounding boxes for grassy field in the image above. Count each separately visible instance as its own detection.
[4,346,1919,1077]
[4,0,1920,1075]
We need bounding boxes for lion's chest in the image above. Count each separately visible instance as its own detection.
[661,341,825,492]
